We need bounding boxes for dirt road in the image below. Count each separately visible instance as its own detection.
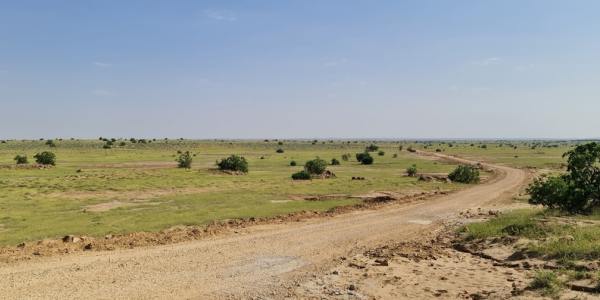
[0,156,527,299]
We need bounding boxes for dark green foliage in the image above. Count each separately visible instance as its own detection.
[291,170,311,180]
[435,148,442,152]
[45,139,56,147]
[392,153,398,158]
[365,144,379,152]
[278,141,283,145]
[217,155,248,173]
[355,152,374,165]
[341,153,350,161]
[102,144,112,149]
[119,141,126,147]
[176,151,193,169]
[14,155,28,164]
[377,150,385,156]
[331,158,340,165]
[407,147,416,153]
[406,164,417,177]
[276,148,284,153]
[304,158,327,175]
[34,151,56,165]
[290,160,297,166]
[448,165,480,183]
[398,145,403,151]
[527,142,600,212]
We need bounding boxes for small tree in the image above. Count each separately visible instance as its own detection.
[365,144,379,152]
[341,153,350,161]
[406,164,417,177]
[399,145,403,151]
[448,165,480,183]
[378,150,385,156]
[276,148,284,153]
[34,151,56,165]
[290,160,297,166]
[356,152,374,165]
[14,155,28,164]
[217,155,248,173]
[304,158,327,175]
[176,151,193,169]
[45,139,56,147]
[291,170,311,180]
[331,158,340,165]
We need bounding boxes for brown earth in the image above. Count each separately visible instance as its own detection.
[0,153,529,299]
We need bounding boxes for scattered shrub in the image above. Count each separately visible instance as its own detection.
[176,151,193,169]
[377,150,385,156]
[45,139,56,147]
[331,158,340,165]
[276,148,284,153]
[341,153,350,161]
[290,160,297,166]
[119,141,126,147]
[407,147,416,153]
[103,144,112,149]
[435,148,442,152]
[14,155,28,164]
[406,164,418,177]
[448,165,480,183]
[304,158,327,175]
[365,144,379,152]
[356,152,374,165]
[392,153,398,158]
[34,151,56,165]
[398,145,403,151]
[527,142,600,212]
[291,170,311,180]
[278,141,283,145]
[217,155,248,173]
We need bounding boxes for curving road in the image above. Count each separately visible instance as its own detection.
[0,154,527,299]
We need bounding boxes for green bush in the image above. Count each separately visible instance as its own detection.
[377,150,385,156]
[291,170,311,180]
[176,151,193,169]
[290,160,297,166]
[356,152,374,165]
[341,153,350,161]
[217,155,248,173]
[448,165,480,183]
[331,158,340,165]
[34,151,56,165]
[276,148,284,153]
[406,164,417,177]
[527,142,600,212]
[398,145,403,151]
[365,144,379,152]
[45,139,56,147]
[14,155,28,164]
[304,158,327,175]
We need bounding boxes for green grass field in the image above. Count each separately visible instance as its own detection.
[0,139,464,245]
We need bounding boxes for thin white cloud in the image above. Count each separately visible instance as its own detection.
[514,64,535,72]
[92,89,115,96]
[203,10,237,22]
[93,62,112,68]
[472,57,501,67]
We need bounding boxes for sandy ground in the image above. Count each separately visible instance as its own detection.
[0,154,527,299]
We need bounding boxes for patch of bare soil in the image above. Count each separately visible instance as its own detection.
[291,223,531,299]
[50,186,218,202]
[77,161,177,169]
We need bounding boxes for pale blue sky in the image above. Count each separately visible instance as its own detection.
[1,1,599,139]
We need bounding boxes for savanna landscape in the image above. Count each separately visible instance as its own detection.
[3,1,600,299]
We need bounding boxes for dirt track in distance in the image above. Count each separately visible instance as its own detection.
[0,153,528,299]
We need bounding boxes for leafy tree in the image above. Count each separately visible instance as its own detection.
[176,151,193,169]
[399,145,403,151]
[34,151,56,165]
[528,142,600,212]
[290,160,297,166]
[406,164,418,177]
[331,158,340,165]
[341,153,350,161]
[217,155,248,173]
[365,144,379,152]
[45,139,56,147]
[356,152,374,165]
[14,155,28,164]
[304,158,327,175]
[378,150,385,156]
[448,165,480,183]
[291,170,311,180]
[276,148,284,153]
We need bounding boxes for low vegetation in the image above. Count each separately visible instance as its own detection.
[406,164,417,177]
[356,152,374,165]
[448,165,480,183]
[14,154,28,164]
[217,155,249,173]
[34,151,56,165]
[176,151,193,169]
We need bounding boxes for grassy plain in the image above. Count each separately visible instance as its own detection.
[0,139,461,245]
